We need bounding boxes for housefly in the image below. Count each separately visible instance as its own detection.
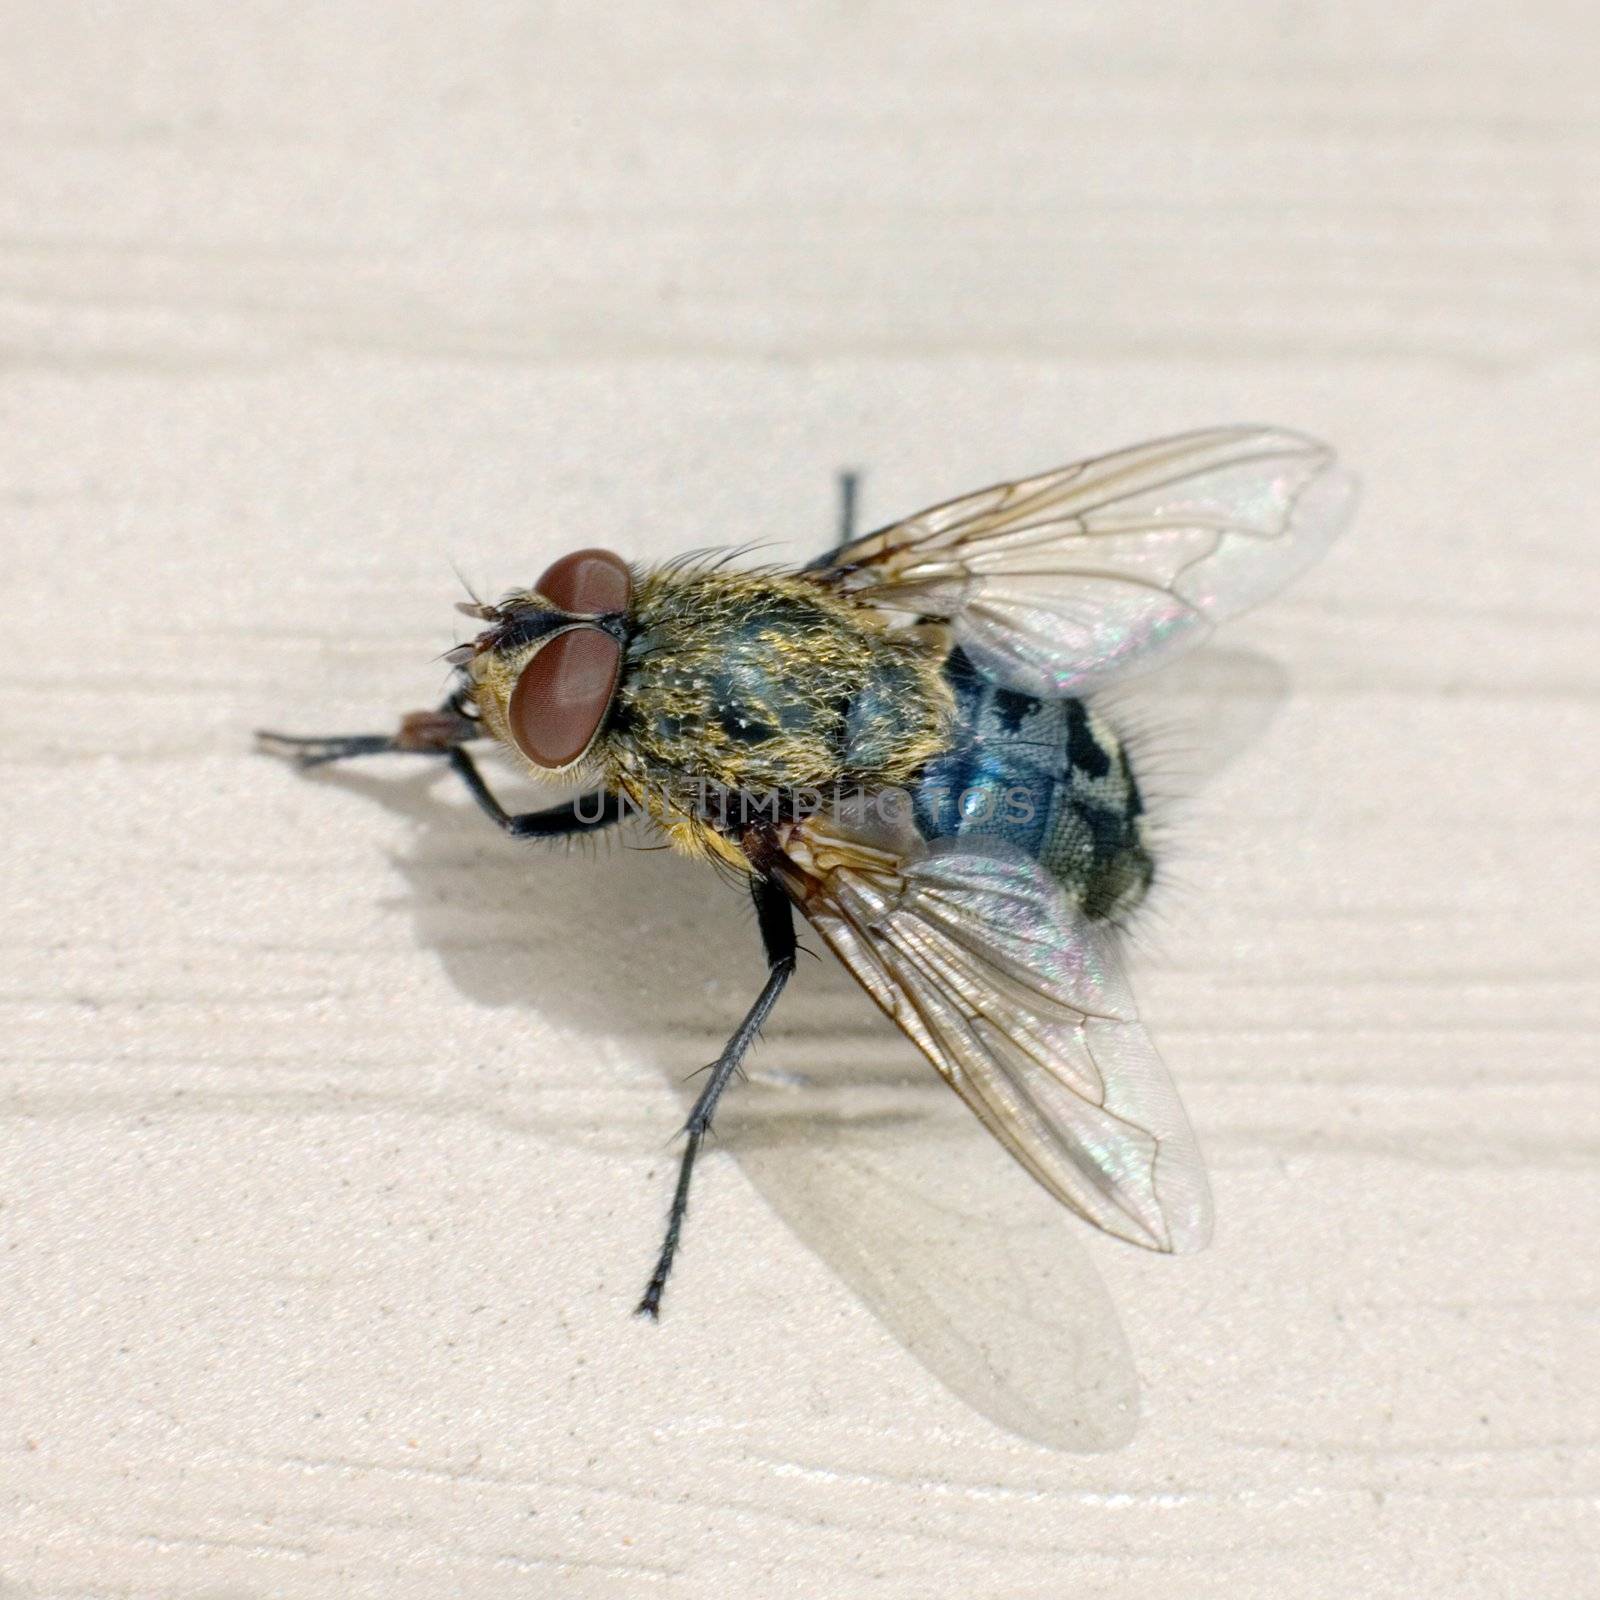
[259,425,1355,1316]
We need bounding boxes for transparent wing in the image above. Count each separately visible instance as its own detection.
[772,813,1212,1253]
[805,424,1356,697]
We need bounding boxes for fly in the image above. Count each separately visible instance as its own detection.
[258,425,1356,1316]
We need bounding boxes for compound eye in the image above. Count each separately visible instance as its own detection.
[533,547,632,614]
[507,626,622,769]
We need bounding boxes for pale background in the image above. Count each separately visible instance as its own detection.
[1,4,1597,1597]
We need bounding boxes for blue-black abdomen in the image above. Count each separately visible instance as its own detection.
[912,648,1152,921]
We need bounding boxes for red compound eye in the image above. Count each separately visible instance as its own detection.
[534,547,632,615]
[505,548,631,769]
[508,626,622,769]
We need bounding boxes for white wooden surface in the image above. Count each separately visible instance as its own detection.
[2,5,1597,1596]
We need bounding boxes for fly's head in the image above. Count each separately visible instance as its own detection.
[455,548,635,781]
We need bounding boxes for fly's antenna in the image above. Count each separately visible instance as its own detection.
[440,563,505,667]
[450,557,488,612]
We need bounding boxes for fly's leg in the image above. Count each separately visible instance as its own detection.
[446,747,625,839]
[636,875,797,1318]
[836,469,859,544]
[256,686,479,768]
[258,687,623,840]
[800,469,863,570]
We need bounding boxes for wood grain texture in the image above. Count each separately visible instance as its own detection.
[1,4,1596,1596]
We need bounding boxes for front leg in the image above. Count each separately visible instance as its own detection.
[256,686,480,768]
[258,689,622,841]
[636,875,797,1318]
[447,747,624,839]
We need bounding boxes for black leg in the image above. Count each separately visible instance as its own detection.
[447,745,624,839]
[636,875,797,1318]
[256,687,479,768]
[258,688,623,841]
[836,469,859,545]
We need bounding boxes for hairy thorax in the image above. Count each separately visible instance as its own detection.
[600,569,953,858]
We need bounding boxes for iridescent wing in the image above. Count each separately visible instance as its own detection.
[768,811,1212,1253]
[804,425,1355,697]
